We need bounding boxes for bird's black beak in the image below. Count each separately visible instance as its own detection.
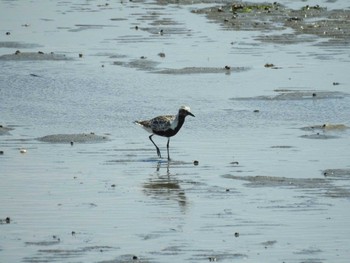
[188,112,195,117]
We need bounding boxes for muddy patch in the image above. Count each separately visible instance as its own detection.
[37,133,109,143]
[0,41,42,49]
[98,254,152,263]
[113,58,160,71]
[323,169,350,178]
[192,2,350,45]
[23,246,116,263]
[300,123,348,140]
[230,89,348,101]
[155,66,249,74]
[113,57,249,74]
[0,51,72,61]
[223,174,350,198]
[300,133,339,139]
[0,125,13,135]
[301,123,349,131]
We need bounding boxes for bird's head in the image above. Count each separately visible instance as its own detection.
[179,106,195,117]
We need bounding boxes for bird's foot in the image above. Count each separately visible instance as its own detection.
[156,148,162,159]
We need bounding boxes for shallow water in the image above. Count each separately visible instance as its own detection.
[1,0,350,262]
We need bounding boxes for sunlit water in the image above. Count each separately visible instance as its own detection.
[1,0,350,262]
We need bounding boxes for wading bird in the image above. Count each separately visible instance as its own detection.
[134,106,195,160]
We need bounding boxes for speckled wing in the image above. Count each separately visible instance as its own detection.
[150,115,176,132]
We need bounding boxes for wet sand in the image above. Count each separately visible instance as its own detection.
[1,0,350,262]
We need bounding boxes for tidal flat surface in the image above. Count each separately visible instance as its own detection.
[1,0,350,262]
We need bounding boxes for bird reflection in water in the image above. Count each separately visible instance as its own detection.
[142,161,187,212]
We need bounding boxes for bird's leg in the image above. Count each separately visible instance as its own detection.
[149,134,161,158]
[167,138,171,161]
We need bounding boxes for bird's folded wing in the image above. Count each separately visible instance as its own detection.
[151,115,175,131]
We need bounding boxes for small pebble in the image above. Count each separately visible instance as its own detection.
[253,109,260,113]
[15,50,21,55]
[225,188,230,192]
[70,141,74,146]
[20,149,27,154]
[234,232,240,237]
[111,184,116,187]
[135,25,139,30]
[6,217,11,224]
[224,65,231,70]
[132,255,138,260]
[0,150,4,155]
[6,32,11,35]
[209,256,217,262]
[71,231,76,235]
[193,160,199,166]
[312,93,317,97]
[79,53,83,58]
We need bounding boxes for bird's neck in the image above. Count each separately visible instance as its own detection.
[172,114,186,133]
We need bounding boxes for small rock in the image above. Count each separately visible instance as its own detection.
[79,53,83,58]
[20,149,27,154]
[264,63,274,68]
[6,217,11,224]
[132,255,138,260]
[234,232,240,237]
[193,160,199,166]
[0,150,4,155]
[6,32,11,35]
